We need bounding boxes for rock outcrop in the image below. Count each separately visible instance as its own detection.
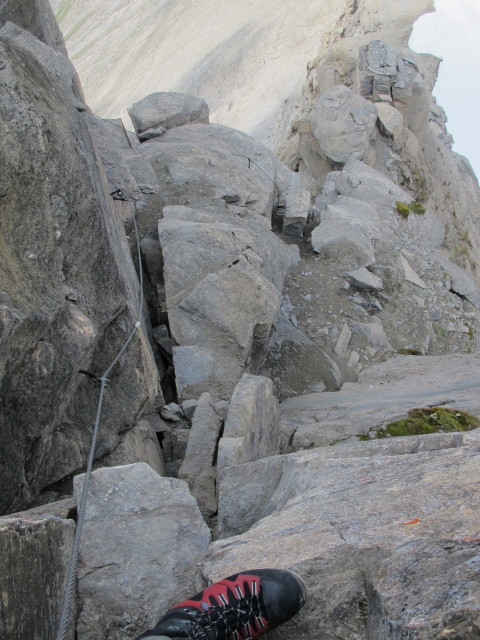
[209,430,480,638]
[311,85,377,163]
[50,0,432,150]
[128,92,209,140]
[0,22,160,514]
[74,464,210,640]
[158,205,296,401]
[0,509,75,640]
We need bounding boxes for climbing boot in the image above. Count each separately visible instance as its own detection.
[137,568,307,640]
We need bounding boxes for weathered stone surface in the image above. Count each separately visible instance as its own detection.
[74,464,210,640]
[436,256,480,308]
[316,62,337,97]
[0,513,75,640]
[142,123,300,221]
[179,393,223,519]
[158,206,294,400]
[265,313,344,398]
[86,116,142,203]
[330,158,408,223]
[128,92,209,139]
[346,267,383,291]
[351,317,392,352]
[356,40,431,136]
[217,374,280,470]
[324,196,381,239]
[0,24,159,514]
[210,433,480,638]
[356,39,399,101]
[376,102,404,141]
[311,220,376,266]
[280,354,480,449]
[103,419,165,477]
[311,85,377,163]
[0,0,67,51]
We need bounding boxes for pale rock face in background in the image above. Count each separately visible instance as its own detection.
[50,0,433,149]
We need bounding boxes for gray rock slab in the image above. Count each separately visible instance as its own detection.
[216,430,476,539]
[331,158,406,226]
[311,220,376,267]
[356,40,399,98]
[352,317,392,352]
[142,123,278,218]
[173,345,243,402]
[74,463,210,640]
[436,256,480,308]
[0,24,160,514]
[311,85,377,163]
[87,116,142,202]
[0,513,75,640]
[102,419,166,477]
[376,102,404,141]
[334,323,352,356]
[404,207,445,248]
[209,433,480,638]
[0,0,67,52]
[158,206,294,401]
[323,195,381,239]
[265,314,344,398]
[217,374,280,470]
[280,354,480,448]
[179,393,223,518]
[128,92,209,139]
[346,266,384,291]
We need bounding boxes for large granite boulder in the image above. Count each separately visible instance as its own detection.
[158,205,297,400]
[128,92,209,140]
[140,122,310,236]
[0,24,160,514]
[217,374,280,470]
[311,85,377,163]
[0,510,75,640]
[209,430,480,638]
[74,463,210,640]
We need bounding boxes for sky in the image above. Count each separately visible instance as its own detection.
[409,0,480,180]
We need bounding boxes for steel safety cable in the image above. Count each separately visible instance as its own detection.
[56,208,144,640]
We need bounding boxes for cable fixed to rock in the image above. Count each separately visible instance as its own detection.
[55,207,144,640]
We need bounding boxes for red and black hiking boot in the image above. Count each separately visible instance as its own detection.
[137,568,307,640]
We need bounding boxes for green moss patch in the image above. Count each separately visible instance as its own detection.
[377,407,480,439]
[409,201,426,215]
[395,201,426,218]
[395,201,410,218]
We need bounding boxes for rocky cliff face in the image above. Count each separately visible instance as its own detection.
[0,12,161,515]
[1,1,480,639]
